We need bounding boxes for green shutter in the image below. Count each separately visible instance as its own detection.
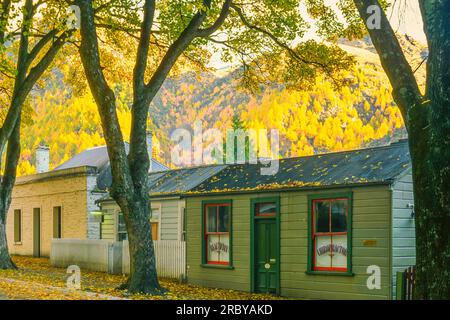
[53,207,61,238]
[14,209,21,242]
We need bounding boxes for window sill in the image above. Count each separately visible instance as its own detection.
[305,270,354,277]
[14,242,22,245]
[201,264,234,270]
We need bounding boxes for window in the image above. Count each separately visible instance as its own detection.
[14,209,21,243]
[203,202,231,265]
[116,208,159,242]
[308,194,352,273]
[255,202,277,216]
[150,207,160,241]
[151,222,159,241]
[53,206,62,238]
[117,213,128,241]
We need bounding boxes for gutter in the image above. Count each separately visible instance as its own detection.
[181,180,394,198]
[15,166,98,186]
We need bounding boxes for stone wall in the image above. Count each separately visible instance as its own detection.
[6,167,94,257]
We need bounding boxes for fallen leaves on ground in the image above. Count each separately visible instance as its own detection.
[0,256,286,300]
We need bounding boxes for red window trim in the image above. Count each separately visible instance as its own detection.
[204,203,231,265]
[312,198,349,272]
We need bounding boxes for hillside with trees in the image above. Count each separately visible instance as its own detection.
[17,35,425,175]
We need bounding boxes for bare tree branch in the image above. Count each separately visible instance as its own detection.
[196,0,232,37]
[0,0,33,146]
[133,0,156,98]
[142,1,211,102]
[0,0,11,44]
[25,28,59,70]
[352,0,422,121]
[0,30,71,146]
[0,115,20,205]
[78,0,132,196]
[230,4,334,72]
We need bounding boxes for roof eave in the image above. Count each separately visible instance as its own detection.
[181,180,393,198]
[15,165,98,186]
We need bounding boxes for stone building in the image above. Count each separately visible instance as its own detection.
[7,133,168,257]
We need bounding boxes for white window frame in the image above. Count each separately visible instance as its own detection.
[150,203,162,241]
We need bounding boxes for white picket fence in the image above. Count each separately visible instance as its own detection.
[122,240,186,279]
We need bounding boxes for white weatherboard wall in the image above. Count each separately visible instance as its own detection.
[391,170,416,298]
[159,199,184,241]
[100,198,185,241]
[122,240,186,279]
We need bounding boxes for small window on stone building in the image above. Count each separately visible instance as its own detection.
[14,209,21,243]
[53,206,62,238]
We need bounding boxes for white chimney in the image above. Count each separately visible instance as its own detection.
[146,131,153,171]
[36,145,50,173]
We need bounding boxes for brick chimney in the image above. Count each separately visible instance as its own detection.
[36,145,50,173]
[146,131,153,171]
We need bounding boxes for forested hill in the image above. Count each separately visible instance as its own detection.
[17,35,426,175]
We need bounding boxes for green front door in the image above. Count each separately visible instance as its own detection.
[254,218,278,293]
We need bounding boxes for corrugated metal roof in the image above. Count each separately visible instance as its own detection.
[54,144,167,172]
[54,143,169,190]
[54,146,111,171]
[148,165,229,196]
[190,140,411,194]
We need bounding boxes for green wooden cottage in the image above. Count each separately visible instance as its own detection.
[182,139,415,299]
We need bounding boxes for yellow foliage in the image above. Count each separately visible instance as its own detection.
[0,256,285,300]
[17,89,164,176]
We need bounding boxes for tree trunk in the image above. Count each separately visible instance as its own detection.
[0,222,15,269]
[411,1,450,299]
[77,0,162,294]
[353,0,450,299]
[0,1,69,269]
[410,131,450,299]
[77,0,214,294]
[116,196,162,293]
[0,118,21,269]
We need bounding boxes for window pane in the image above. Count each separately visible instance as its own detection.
[118,232,128,241]
[207,234,230,263]
[315,201,330,233]
[255,202,276,215]
[150,207,160,221]
[330,234,348,268]
[14,210,21,242]
[206,206,217,232]
[315,235,332,268]
[53,207,62,239]
[331,200,347,232]
[151,222,158,241]
[218,206,229,232]
[118,213,127,232]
